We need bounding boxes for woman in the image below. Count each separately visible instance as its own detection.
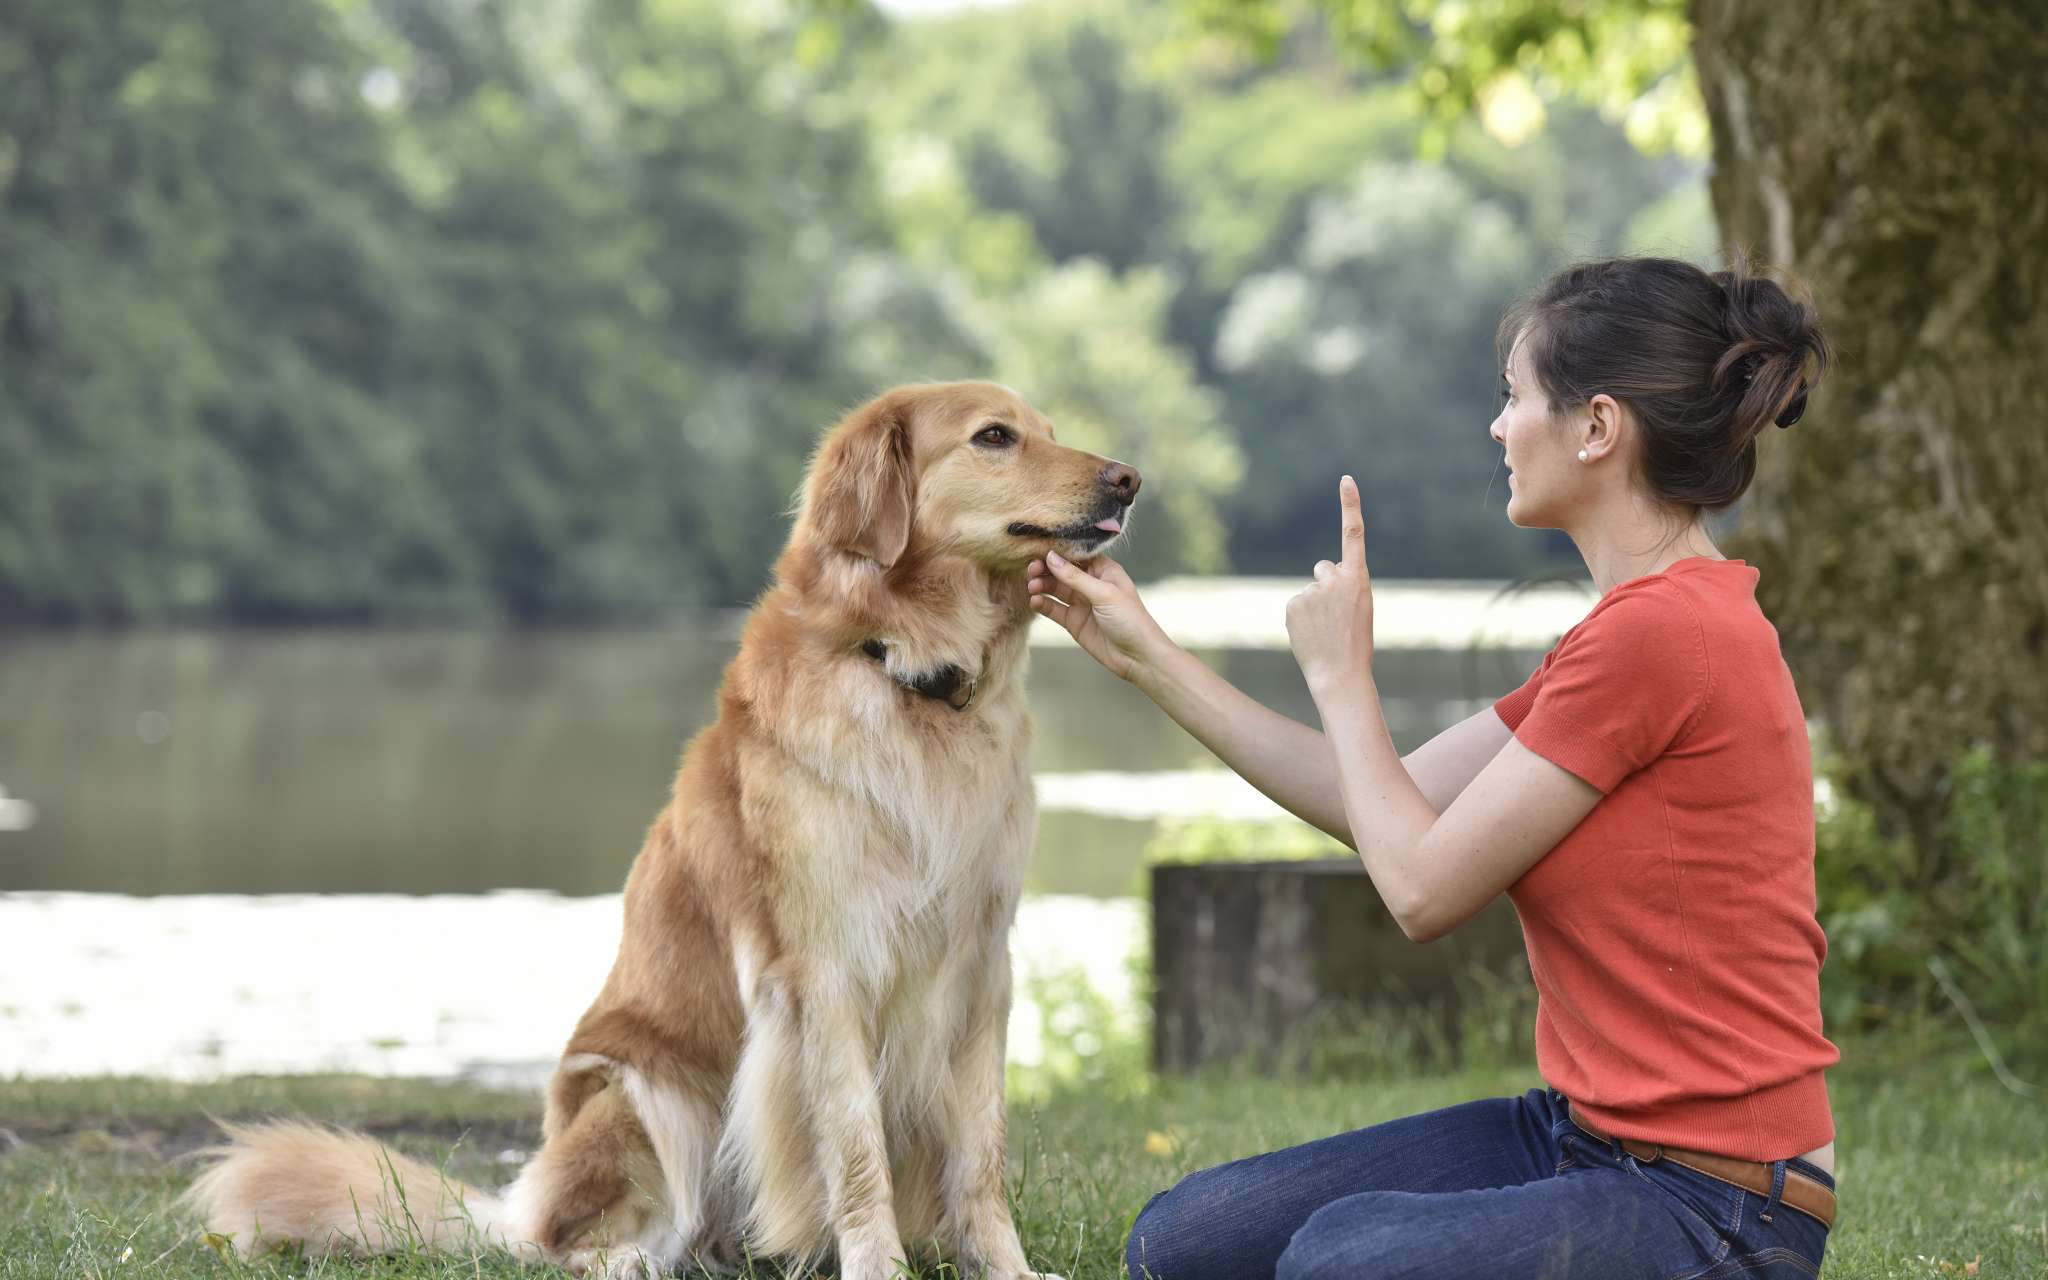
[1026,256,1841,1280]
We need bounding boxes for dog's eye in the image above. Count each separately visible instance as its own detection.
[973,424,1014,448]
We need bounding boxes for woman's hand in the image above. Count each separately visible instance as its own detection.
[1285,475,1376,690]
[1027,552,1171,685]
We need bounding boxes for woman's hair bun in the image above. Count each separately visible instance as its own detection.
[1712,254,1830,446]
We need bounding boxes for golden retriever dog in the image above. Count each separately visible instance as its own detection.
[184,381,1139,1279]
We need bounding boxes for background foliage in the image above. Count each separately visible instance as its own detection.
[1,0,1710,621]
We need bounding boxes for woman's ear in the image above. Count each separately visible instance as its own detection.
[1584,392,1626,462]
[805,393,915,568]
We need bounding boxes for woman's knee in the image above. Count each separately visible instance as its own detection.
[1124,1188,1171,1279]
[1275,1194,1401,1280]
[1123,1163,1240,1280]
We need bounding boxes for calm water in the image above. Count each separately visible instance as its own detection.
[0,597,1562,900]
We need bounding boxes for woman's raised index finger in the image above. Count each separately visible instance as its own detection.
[1340,475,1366,568]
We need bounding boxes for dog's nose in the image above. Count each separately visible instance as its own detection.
[1101,462,1141,507]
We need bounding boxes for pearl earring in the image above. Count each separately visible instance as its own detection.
[1578,449,1589,462]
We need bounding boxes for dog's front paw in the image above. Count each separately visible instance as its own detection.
[833,1236,910,1280]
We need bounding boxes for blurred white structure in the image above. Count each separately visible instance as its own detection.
[0,784,35,832]
[1031,577,1595,651]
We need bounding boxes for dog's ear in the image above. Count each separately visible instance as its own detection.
[806,393,915,568]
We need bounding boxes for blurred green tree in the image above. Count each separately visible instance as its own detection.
[0,0,470,620]
[0,0,1718,618]
[385,0,889,614]
[851,0,1705,582]
[0,0,1252,619]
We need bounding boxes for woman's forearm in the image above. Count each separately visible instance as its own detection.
[1134,643,1356,844]
[1310,671,1439,927]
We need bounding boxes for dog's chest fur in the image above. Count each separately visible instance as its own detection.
[754,638,1037,985]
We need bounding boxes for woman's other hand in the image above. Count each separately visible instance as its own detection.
[1286,475,1376,690]
[1027,552,1170,685]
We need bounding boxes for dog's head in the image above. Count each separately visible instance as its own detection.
[798,381,1140,571]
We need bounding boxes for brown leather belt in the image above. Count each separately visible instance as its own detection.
[1567,1103,1837,1230]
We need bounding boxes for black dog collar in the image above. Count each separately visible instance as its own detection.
[862,639,977,712]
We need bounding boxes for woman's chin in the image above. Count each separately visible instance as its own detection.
[1504,495,1559,530]
[1506,477,1553,524]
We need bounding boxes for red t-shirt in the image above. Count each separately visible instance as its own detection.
[1492,555,1839,1161]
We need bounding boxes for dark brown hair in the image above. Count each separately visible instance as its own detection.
[1498,253,1831,514]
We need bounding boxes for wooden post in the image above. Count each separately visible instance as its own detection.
[1150,859,1528,1074]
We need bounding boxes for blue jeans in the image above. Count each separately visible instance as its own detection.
[1124,1085,1833,1279]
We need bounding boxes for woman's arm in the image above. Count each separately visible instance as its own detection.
[1029,552,1512,845]
[1134,642,1352,841]
[1144,646,1513,841]
[1394,701,1515,813]
[1286,477,1600,941]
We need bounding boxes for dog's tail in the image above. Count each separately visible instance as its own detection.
[182,1120,513,1260]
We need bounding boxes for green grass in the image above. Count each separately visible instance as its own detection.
[2,1029,2042,1279]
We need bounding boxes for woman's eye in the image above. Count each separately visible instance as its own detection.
[975,425,1013,447]
[1499,381,1513,403]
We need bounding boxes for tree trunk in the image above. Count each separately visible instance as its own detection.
[1690,0,2048,876]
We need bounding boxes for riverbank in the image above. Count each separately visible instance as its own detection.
[0,891,1146,1083]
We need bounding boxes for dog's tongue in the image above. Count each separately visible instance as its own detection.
[1094,517,1122,534]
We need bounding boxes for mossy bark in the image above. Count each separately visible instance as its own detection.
[1690,0,2048,877]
